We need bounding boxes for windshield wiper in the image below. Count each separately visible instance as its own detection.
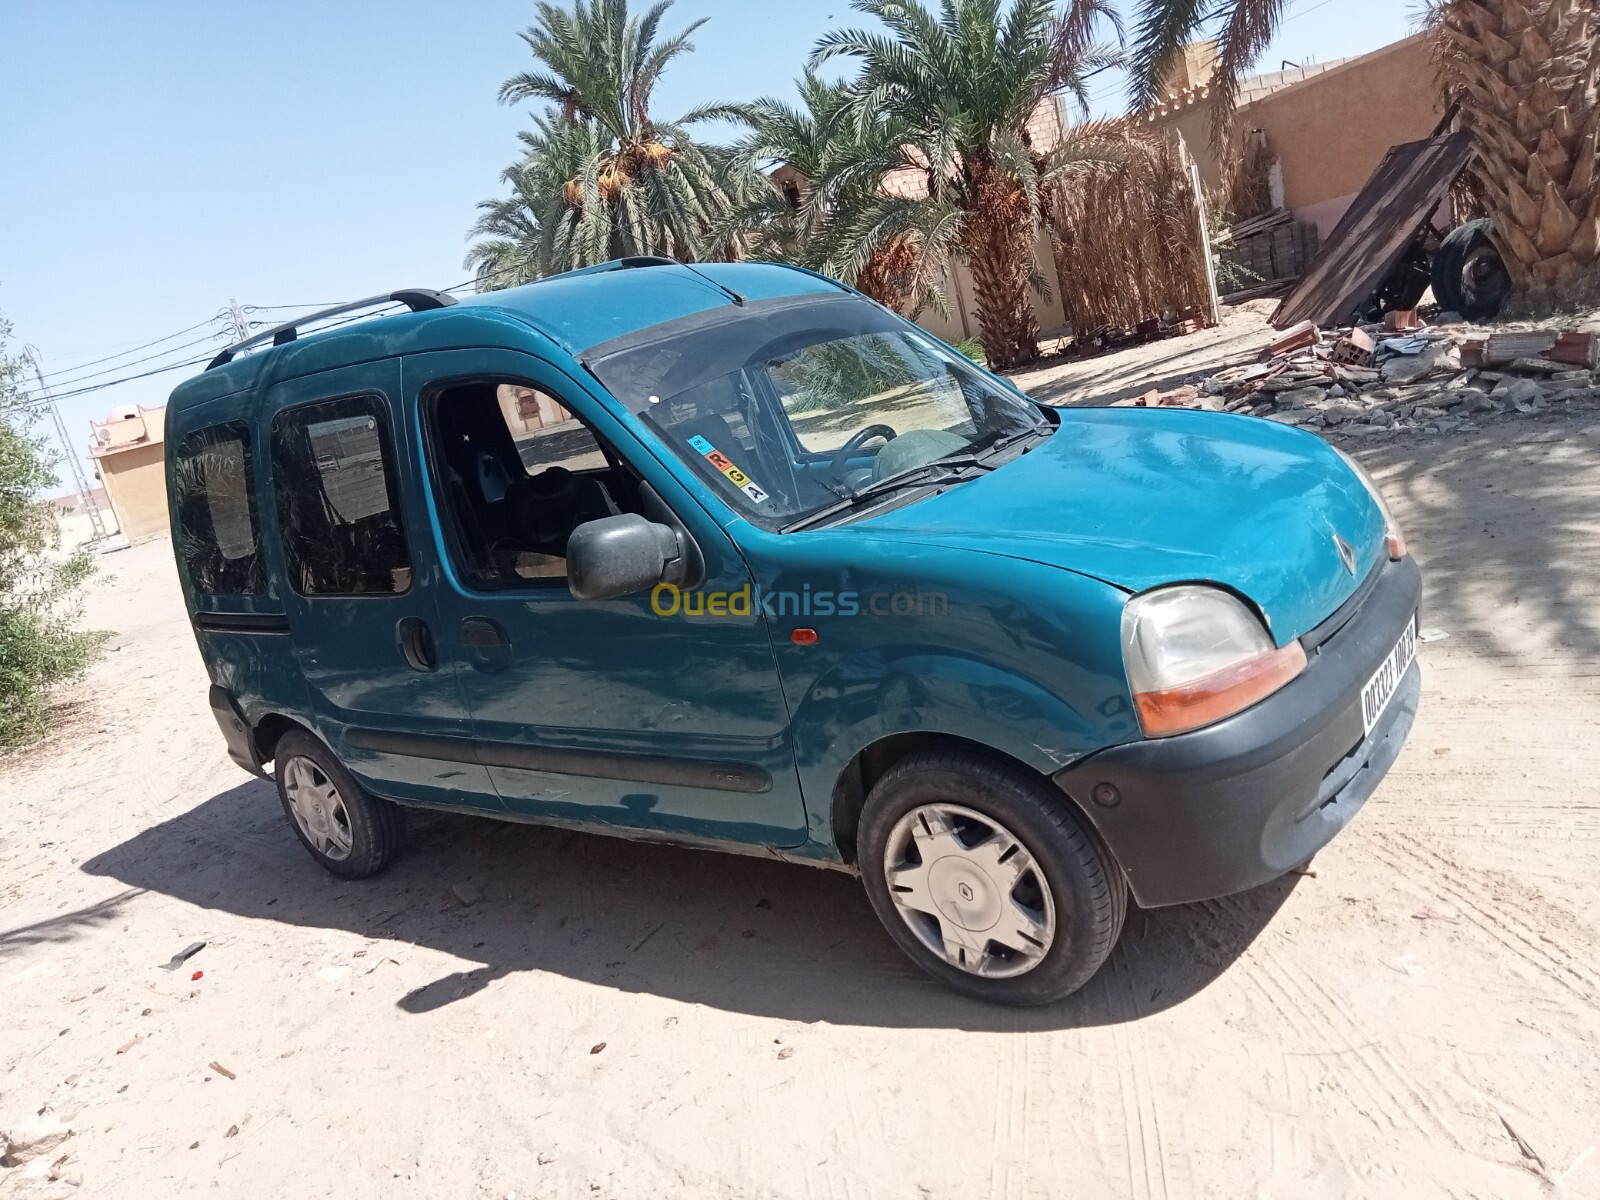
[977,423,1053,460]
[780,456,989,533]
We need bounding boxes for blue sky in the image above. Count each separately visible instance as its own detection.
[1,0,1416,487]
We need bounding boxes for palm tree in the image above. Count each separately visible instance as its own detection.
[1128,0,1599,302]
[1428,0,1598,299]
[714,72,862,268]
[810,0,1125,368]
[714,72,944,314]
[467,0,750,287]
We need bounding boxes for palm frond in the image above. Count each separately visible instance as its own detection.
[1125,0,1210,113]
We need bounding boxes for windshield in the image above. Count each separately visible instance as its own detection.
[637,326,1047,530]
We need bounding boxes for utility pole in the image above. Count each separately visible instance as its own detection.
[22,347,110,544]
[226,298,250,343]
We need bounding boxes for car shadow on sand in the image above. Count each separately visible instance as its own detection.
[79,778,1297,1032]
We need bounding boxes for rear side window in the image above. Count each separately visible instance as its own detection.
[173,422,265,595]
[270,394,412,595]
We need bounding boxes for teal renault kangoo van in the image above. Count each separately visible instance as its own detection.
[166,258,1420,1005]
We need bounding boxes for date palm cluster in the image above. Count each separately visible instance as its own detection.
[470,0,1599,368]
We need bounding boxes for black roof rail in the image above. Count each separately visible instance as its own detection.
[206,288,458,369]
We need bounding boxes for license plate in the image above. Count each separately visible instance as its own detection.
[1361,615,1418,735]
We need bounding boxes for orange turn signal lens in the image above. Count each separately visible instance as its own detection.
[1386,529,1407,560]
[1133,640,1307,738]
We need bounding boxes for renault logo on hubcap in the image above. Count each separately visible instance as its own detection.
[1334,533,1357,575]
[958,882,975,902]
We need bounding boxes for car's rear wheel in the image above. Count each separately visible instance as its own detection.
[274,730,403,879]
[858,749,1126,1005]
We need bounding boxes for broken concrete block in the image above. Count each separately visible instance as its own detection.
[1493,378,1544,408]
[1383,356,1437,385]
[1507,357,1563,375]
[1266,408,1319,426]
[1,1119,73,1167]
[1319,402,1368,426]
[1273,386,1329,408]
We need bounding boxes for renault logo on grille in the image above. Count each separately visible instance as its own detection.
[1334,533,1357,575]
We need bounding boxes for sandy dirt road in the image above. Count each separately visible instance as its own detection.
[4,344,1600,1198]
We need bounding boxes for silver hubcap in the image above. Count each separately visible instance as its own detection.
[883,804,1056,979]
[281,756,354,861]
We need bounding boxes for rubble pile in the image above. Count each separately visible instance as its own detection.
[1118,316,1600,437]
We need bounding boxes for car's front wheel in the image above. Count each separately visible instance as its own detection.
[274,730,404,879]
[858,749,1126,1005]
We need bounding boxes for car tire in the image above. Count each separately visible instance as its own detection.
[273,730,404,879]
[858,748,1126,1006]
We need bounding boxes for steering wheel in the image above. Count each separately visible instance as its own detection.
[827,424,898,480]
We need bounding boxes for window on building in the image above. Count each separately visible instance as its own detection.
[270,394,412,595]
[173,423,265,595]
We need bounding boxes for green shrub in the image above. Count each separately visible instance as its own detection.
[0,312,103,750]
[951,338,988,365]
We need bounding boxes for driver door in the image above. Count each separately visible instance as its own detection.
[400,348,810,848]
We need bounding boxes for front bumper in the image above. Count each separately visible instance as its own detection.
[1055,555,1422,908]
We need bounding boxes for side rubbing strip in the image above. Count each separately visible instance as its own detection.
[343,728,772,794]
[195,612,291,634]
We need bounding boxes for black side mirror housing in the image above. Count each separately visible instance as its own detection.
[566,513,703,601]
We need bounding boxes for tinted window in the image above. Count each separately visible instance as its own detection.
[271,395,412,595]
[427,381,631,587]
[173,422,265,595]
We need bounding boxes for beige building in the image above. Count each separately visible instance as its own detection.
[90,403,169,544]
[1142,34,1445,239]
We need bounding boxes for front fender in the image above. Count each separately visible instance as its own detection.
[789,647,1134,854]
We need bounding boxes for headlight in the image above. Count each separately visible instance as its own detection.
[1122,585,1307,738]
[1335,448,1406,560]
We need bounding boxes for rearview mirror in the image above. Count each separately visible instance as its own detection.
[566,514,700,601]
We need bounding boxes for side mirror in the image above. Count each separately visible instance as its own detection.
[566,513,701,601]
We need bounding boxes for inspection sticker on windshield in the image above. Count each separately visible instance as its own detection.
[686,436,769,504]
[1361,614,1418,735]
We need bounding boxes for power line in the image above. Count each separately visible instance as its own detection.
[18,267,527,410]
[1282,0,1339,25]
[32,312,230,381]
[242,301,347,312]
[40,328,234,391]
[17,352,218,407]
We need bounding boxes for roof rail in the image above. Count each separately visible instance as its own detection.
[206,288,458,369]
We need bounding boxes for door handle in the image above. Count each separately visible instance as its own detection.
[396,616,438,672]
[460,617,511,672]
